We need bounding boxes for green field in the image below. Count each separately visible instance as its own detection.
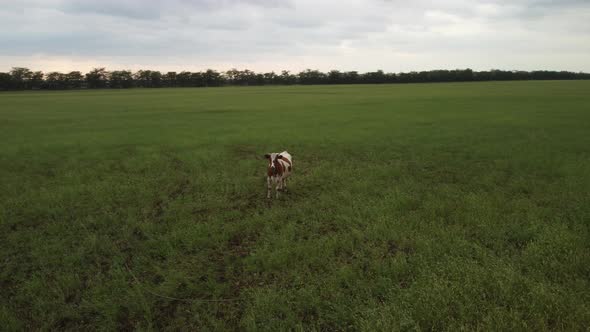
[1,81,590,330]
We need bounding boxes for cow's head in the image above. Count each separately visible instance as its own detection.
[264,153,284,176]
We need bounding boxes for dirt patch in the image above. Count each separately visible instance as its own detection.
[231,144,262,160]
[116,306,135,332]
[169,179,190,201]
[386,240,415,256]
[227,233,254,258]
[54,316,77,331]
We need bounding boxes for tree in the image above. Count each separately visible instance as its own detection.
[44,71,67,90]
[45,72,67,89]
[31,71,44,89]
[225,68,240,85]
[66,71,83,89]
[203,69,223,87]
[134,70,151,87]
[254,73,265,85]
[110,70,134,88]
[0,66,588,90]
[163,72,177,87]
[177,71,192,87]
[342,71,359,84]
[190,72,204,87]
[0,72,12,90]
[150,71,162,88]
[362,70,387,84]
[86,68,108,88]
[279,70,296,85]
[230,69,256,86]
[10,67,33,89]
[298,69,327,85]
[328,70,343,84]
[263,72,277,85]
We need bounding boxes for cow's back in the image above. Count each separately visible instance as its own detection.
[280,151,293,177]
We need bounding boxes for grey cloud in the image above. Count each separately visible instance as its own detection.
[523,0,589,7]
[0,0,589,71]
[60,1,162,19]
[57,0,292,20]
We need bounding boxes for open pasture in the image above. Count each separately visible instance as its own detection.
[1,81,590,330]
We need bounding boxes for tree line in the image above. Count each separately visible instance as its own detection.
[1,67,588,90]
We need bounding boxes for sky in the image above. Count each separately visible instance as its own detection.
[1,0,589,73]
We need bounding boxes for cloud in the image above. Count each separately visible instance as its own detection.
[57,0,293,19]
[0,0,589,72]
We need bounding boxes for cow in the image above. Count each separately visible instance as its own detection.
[264,151,293,199]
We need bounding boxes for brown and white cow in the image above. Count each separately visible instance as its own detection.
[264,151,292,199]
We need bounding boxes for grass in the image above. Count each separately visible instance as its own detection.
[1,81,590,330]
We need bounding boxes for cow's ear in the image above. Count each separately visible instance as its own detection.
[264,154,271,159]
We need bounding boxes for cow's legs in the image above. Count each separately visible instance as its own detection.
[276,179,282,199]
[267,177,272,199]
[282,178,287,192]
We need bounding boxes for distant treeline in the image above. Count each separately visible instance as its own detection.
[1,67,589,90]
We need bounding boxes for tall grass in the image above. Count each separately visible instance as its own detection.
[1,81,589,330]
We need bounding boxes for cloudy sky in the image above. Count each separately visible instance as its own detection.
[1,0,589,73]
